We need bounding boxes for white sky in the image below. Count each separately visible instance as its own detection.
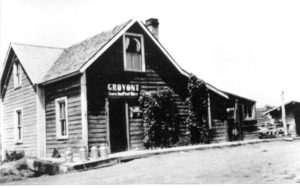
[1,0,300,107]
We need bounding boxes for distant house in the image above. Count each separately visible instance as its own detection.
[264,101,300,137]
[0,18,257,159]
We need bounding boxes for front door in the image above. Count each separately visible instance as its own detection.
[109,99,128,153]
[294,111,300,136]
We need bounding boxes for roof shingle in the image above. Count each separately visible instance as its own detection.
[11,43,64,84]
[42,20,132,82]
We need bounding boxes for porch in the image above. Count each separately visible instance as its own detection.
[35,138,281,175]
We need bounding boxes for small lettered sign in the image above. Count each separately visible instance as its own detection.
[107,83,140,97]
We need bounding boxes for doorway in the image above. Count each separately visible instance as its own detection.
[294,111,300,136]
[109,99,128,153]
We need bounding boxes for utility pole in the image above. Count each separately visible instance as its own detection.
[281,91,288,137]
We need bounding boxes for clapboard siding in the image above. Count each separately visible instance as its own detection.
[2,63,37,157]
[86,32,189,151]
[45,75,82,157]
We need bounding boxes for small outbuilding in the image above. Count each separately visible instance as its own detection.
[264,101,300,137]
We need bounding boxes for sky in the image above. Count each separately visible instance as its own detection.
[1,0,300,107]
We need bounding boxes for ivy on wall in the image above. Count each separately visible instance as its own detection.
[139,75,214,149]
[185,75,212,144]
[139,88,180,149]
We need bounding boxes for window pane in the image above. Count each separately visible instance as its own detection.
[59,101,66,119]
[126,37,141,54]
[126,53,132,70]
[61,120,66,136]
[18,126,22,140]
[17,111,22,125]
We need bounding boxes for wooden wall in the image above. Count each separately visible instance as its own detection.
[210,119,227,143]
[44,75,82,157]
[2,61,37,157]
[86,23,189,151]
[271,111,296,137]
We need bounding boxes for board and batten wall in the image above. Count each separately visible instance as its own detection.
[2,61,38,157]
[44,75,83,157]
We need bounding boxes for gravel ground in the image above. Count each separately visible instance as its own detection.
[4,140,300,184]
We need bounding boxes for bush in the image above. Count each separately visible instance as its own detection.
[185,75,213,144]
[2,150,25,163]
[139,88,180,149]
[0,158,34,183]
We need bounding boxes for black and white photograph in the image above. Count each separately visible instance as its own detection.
[0,0,300,185]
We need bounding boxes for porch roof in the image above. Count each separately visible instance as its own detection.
[264,101,300,116]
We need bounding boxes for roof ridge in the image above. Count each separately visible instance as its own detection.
[11,42,65,50]
[65,19,133,50]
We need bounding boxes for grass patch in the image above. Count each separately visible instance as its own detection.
[0,158,35,183]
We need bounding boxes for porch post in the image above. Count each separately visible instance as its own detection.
[0,96,5,159]
[105,98,111,153]
[281,91,288,136]
[207,93,212,129]
[234,99,239,123]
[252,104,256,119]
[81,72,89,150]
[36,85,46,158]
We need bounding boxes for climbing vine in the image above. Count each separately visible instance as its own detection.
[185,75,212,144]
[139,88,180,149]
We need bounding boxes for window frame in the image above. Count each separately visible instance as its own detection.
[13,61,22,89]
[123,33,146,72]
[14,108,23,144]
[55,97,69,139]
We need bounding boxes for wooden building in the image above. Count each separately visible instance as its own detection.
[264,101,300,137]
[0,18,257,159]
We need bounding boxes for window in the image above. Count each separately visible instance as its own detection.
[14,109,23,144]
[129,106,142,119]
[55,97,68,139]
[13,61,22,88]
[226,108,235,119]
[123,33,145,72]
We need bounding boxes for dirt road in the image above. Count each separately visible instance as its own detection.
[5,140,300,184]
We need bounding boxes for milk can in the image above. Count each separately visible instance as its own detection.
[90,146,99,160]
[79,146,88,161]
[99,143,108,159]
[65,147,73,163]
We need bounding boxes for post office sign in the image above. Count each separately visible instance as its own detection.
[107,83,140,97]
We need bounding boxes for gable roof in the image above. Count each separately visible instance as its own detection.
[42,20,132,83]
[0,43,63,94]
[11,43,64,84]
[1,18,229,99]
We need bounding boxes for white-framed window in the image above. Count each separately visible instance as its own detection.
[13,61,22,88]
[123,33,145,72]
[14,108,23,144]
[55,97,68,139]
